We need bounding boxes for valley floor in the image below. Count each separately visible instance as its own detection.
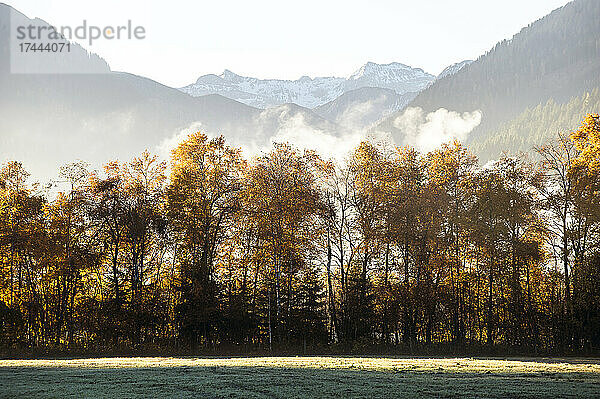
[1,357,599,398]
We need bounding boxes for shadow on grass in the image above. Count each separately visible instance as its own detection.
[0,365,599,398]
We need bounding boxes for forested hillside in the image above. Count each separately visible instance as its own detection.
[1,115,599,354]
[377,0,600,160]
[473,88,600,160]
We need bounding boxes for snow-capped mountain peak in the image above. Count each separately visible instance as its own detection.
[220,69,246,83]
[343,62,435,96]
[180,62,436,109]
[436,60,473,80]
[349,61,417,80]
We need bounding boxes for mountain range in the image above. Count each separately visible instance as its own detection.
[0,2,471,179]
[1,0,599,180]
[179,62,435,109]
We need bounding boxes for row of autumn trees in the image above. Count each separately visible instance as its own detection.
[1,115,600,353]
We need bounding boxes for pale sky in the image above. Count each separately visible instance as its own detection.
[6,0,571,87]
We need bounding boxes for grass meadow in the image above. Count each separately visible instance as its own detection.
[1,357,599,398]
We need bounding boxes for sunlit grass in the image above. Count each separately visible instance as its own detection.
[2,356,600,373]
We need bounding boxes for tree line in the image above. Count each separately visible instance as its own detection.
[1,114,599,354]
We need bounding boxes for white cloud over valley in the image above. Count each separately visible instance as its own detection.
[392,107,482,153]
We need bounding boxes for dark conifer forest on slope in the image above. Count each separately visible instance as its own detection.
[378,0,600,162]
